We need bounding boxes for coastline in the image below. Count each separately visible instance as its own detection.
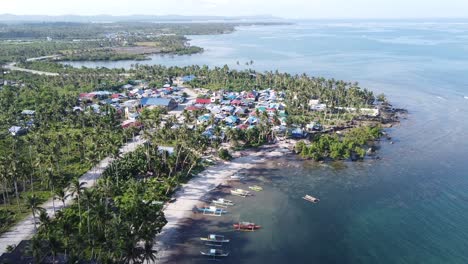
[154,140,295,263]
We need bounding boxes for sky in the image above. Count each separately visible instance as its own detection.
[1,0,468,19]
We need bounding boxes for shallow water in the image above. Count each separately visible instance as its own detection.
[67,21,468,263]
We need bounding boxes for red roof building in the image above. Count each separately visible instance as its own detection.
[185,105,201,111]
[195,98,212,104]
[231,99,243,106]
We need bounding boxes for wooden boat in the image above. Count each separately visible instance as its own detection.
[303,195,320,203]
[248,185,263,192]
[229,174,242,181]
[212,198,235,207]
[196,206,227,216]
[200,248,229,257]
[200,234,230,243]
[230,188,250,197]
[233,221,261,231]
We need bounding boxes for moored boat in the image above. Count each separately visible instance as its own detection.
[200,234,230,243]
[230,188,251,197]
[303,194,320,203]
[248,185,263,191]
[233,221,261,231]
[212,198,235,207]
[197,206,227,216]
[200,248,229,257]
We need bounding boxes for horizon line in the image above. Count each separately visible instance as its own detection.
[1,13,468,21]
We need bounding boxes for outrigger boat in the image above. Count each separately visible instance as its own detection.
[303,194,320,203]
[200,248,229,258]
[197,206,227,216]
[248,185,263,192]
[230,188,251,197]
[212,198,235,207]
[200,234,230,244]
[229,174,242,181]
[233,221,261,231]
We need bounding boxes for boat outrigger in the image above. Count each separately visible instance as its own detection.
[200,248,229,258]
[248,185,263,192]
[303,195,320,203]
[196,206,227,216]
[200,234,230,244]
[230,188,251,197]
[212,198,235,207]
[233,221,261,231]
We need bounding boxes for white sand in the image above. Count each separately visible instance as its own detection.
[154,141,294,263]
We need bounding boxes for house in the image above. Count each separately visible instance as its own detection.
[185,105,201,111]
[245,116,258,125]
[309,100,327,111]
[221,105,235,114]
[224,116,239,124]
[231,99,243,106]
[21,110,35,115]
[122,84,133,90]
[291,128,306,138]
[121,120,142,129]
[79,93,96,100]
[306,122,322,131]
[181,75,196,82]
[195,98,212,105]
[197,114,211,124]
[140,98,178,110]
[9,126,28,136]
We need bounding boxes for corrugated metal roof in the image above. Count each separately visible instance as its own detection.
[141,97,172,106]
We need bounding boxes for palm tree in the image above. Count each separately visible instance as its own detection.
[26,194,45,231]
[139,241,158,263]
[69,179,86,227]
[54,189,69,208]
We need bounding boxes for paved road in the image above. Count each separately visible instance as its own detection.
[4,55,61,76]
[4,62,60,76]
[0,136,145,254]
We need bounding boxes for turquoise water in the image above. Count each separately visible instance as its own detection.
[67,21,468,263]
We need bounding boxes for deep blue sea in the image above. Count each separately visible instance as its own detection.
[67,21,468,263]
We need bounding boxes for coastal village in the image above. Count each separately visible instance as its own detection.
[72,75,303,141]
[0,68,401,263]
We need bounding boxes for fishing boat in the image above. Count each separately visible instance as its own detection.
[196,206,227,216]
[248,185,263,192]
[200,248,229,258]
[233,221,261,231]
[212,198,235,207]
[230,188,251,197]
[200,234,230,243]
[229,174,242,181]
[303,195,320,203]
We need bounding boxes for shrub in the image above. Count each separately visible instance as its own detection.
[218,148,232,161]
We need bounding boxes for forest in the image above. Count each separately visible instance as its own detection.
[0,22,241,64]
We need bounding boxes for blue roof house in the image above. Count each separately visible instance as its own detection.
[140,98,178,110]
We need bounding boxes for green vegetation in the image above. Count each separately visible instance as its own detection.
[0,60,395,262]
[218,149,233,160]
[0,22,233,64]
[295,126,382,161]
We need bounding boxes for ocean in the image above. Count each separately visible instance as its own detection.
[66,21,468,263]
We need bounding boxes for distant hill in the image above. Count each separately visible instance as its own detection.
[0,14,286,23]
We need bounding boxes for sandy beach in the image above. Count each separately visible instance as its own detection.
[154,140,295,263]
